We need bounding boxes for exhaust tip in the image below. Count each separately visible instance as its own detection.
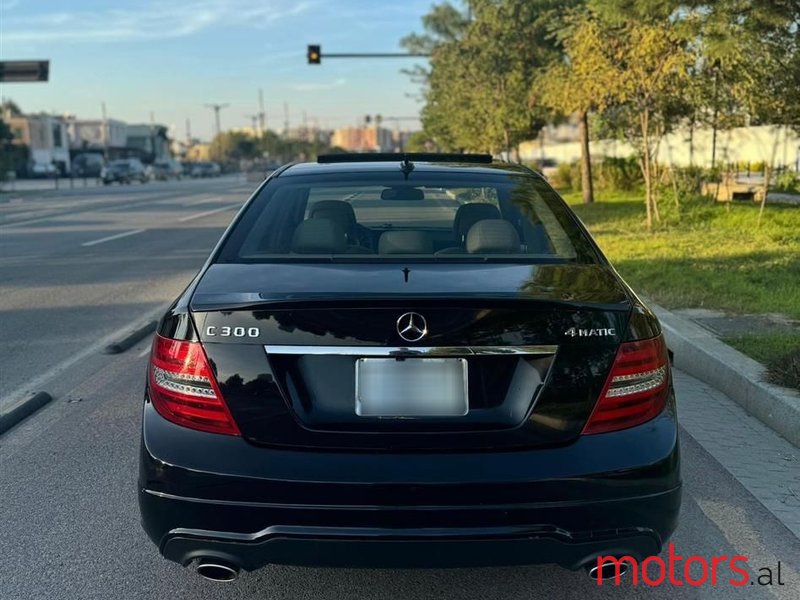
[586,560,630,581]
[196,560,239,582]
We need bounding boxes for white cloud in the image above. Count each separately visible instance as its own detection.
[288,77,347,92]
[1,0,315,44]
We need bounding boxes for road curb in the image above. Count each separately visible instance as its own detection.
[0,391,53,434]
[104,320,157,355]
[652,303,800,447]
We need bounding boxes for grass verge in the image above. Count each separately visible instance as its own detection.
[724,333,800,391]
[559,188,800,390]
[560,189,800,319]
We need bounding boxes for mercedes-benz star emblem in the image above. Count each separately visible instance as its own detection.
[396,312,428,342]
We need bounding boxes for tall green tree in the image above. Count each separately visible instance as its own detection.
[556,8,695,228]
[400,2,471,103]
[693,0,800,210]
[538,12,610,204]
[416,0,564,155]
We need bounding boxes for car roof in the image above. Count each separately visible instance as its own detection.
[279,157,535,178]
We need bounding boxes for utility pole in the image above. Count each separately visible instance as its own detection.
[185,118,191,142]
[101,101,109,160]
[258,89,266,137]
[245,114,259,135]
[283,102,290,137]
[204,103,229,138]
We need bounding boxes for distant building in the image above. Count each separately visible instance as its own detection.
[184,143,211,162]
[331,127,395,152]
[4,111,71,174]
[126,124,171,163]
[285,126,332,145]
[66,118,127,153]
[171,138,203,160]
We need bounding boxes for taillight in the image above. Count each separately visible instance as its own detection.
[148,334,240,436]
[582,335,670,435]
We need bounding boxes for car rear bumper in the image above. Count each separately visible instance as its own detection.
[141,487,678,570]
[139,400,681,570]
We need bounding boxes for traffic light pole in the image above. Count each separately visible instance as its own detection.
[320,53,430,58]
[307,45,428,64]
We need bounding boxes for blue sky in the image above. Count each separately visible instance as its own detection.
[0,0,434,140]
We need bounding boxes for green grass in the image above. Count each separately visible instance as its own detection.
[559,188,800,389]
[560,189,800,319]
[724,333,800,390]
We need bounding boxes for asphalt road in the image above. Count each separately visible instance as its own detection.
[0,176,251,400]
[1,179,798,599]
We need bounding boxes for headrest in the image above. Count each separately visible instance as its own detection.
[291,219,347,254]
[453,203,501,239]
[378,231,434,254]
[466,220,520,254]
[309,200,356,233]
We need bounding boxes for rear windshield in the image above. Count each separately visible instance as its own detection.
[216,170,598,264]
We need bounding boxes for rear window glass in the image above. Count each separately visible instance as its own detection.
[216,171,597,264]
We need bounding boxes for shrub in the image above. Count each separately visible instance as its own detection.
[552,161,579,190]
[666,166,705,196]
[773,171,800,193]
[595,156,642,191]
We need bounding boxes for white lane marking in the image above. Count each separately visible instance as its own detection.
[0,214,68,229]
[137,346,152,358]
[182,195,220,207]
[178,204,238,222]
[81,228,146,247]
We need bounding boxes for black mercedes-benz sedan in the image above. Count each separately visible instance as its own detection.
[139,153,680,582]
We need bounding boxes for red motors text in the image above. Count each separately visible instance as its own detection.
[597,543,786,587]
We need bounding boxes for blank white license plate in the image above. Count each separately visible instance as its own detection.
[355,358,469,417]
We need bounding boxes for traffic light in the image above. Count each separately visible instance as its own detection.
[307,45,321,65]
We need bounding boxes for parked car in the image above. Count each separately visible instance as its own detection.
[28,162,58,178]
[147,159,183,181]
[101,159,148,185]
[139,153,680,582]
[189,161,221,178]
[71,153,105,178]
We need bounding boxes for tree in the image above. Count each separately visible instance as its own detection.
[557,8,695,229]
[692,0,800,212]
[400,2,471,96]
[208,131,259,164]
[404,130,435,152]
[538,12,612,204]
[0,101,29,181]
[417,0,564,155]
[1,99,23,117]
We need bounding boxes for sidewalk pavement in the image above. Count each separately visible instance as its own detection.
[653,304,800,448]
[674,369,800,538]
[1,177,102,194]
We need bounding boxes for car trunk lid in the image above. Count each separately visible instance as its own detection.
[192,262,631,450]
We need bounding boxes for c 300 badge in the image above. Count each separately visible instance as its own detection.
[206,326,260,338]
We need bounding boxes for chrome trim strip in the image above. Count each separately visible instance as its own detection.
[263,345,557,357]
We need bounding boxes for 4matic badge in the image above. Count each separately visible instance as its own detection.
[564,327,616,338]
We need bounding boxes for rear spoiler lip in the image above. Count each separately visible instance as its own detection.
[189,293,632,313]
